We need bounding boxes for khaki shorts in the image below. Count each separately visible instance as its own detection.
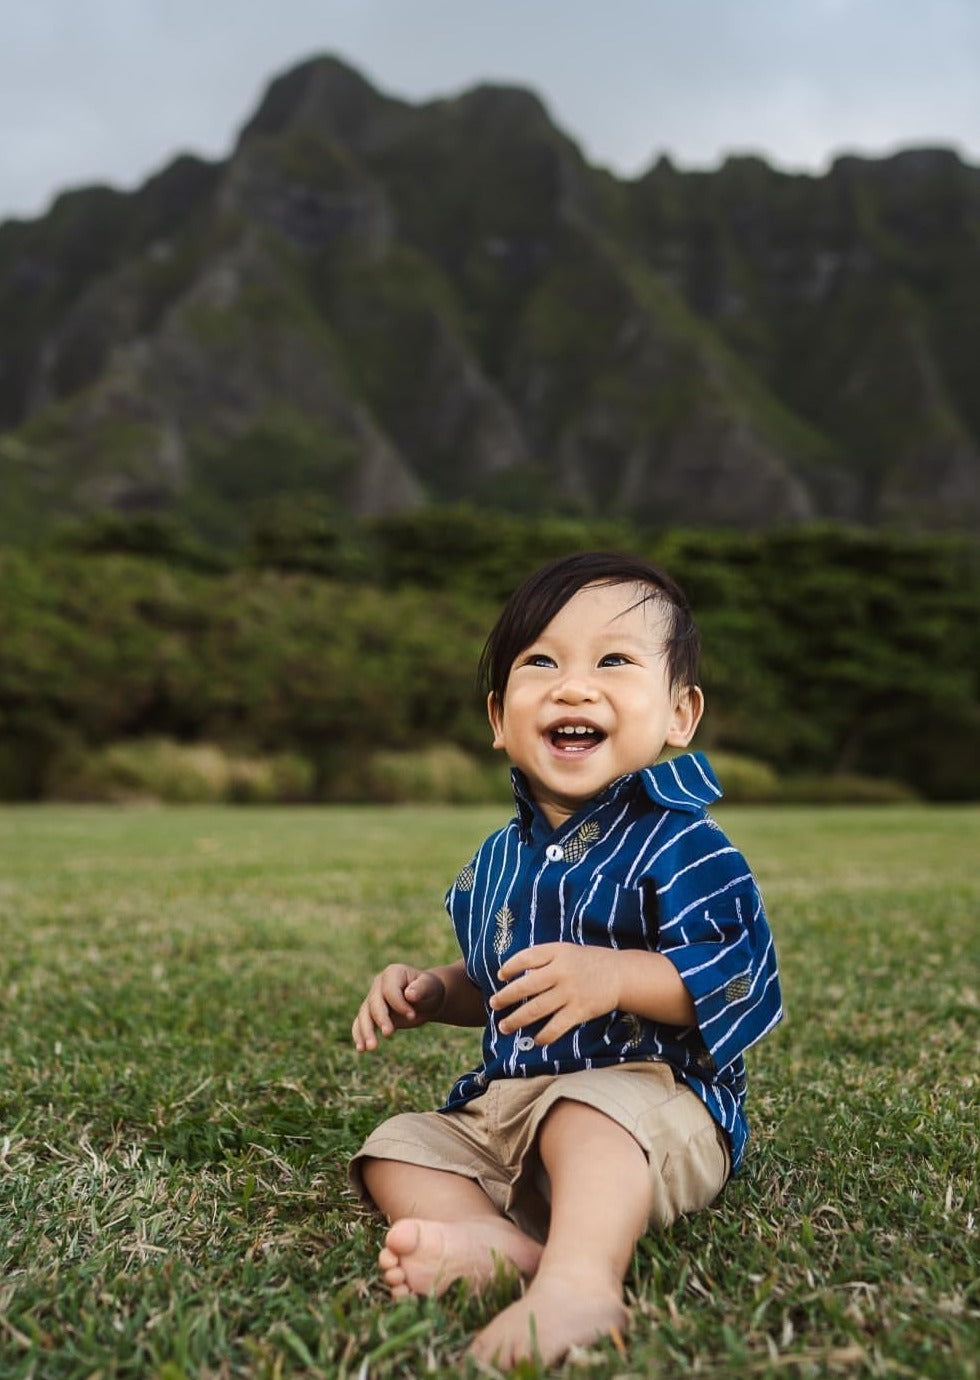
[348,1061,730,1243]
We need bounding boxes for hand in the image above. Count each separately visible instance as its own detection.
[351,965,446,1053]
[489,943,624,1047]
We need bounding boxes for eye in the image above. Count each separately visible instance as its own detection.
[521,653,557,669]
[598,652,632,667]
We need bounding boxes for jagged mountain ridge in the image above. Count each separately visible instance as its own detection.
[1,53,978,541]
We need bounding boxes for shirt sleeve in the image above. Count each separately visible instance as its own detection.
[643,814,782,1072]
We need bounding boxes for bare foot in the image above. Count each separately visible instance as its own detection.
[469,1269,628,1369]
[378,1216,543,1300]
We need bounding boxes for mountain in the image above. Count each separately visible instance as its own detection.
[1,54,978,542]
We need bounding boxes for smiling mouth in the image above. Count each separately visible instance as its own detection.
[548,724,607,753]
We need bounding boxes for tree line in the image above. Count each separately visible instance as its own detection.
[1,508,977,801]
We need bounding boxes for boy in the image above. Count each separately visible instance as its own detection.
[350,552,782,1368]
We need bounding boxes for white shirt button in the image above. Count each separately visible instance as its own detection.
[516,1035,536,1052]
[545,844,564,862]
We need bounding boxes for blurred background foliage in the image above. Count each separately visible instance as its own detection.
[1,507,976,804]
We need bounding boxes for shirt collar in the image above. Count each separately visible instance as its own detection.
[639,752,723,812]
[510,769,539,840]
[510,751,722,840]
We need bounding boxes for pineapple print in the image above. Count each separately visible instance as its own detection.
[454,864,475,893]
[725,974,752,1002]
[561,820,601,865]
[493,904,515,957]
[621,1013,644,1052]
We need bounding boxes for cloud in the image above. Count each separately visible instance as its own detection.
[1,0,977,220]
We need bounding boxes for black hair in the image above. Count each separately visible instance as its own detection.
[479,551,701,711]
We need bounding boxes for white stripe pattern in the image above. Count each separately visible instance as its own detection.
[441,752,782,1173]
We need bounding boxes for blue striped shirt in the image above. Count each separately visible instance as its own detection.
[441,751,782,1172]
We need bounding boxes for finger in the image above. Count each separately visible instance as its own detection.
[490,964,555,1011]
[496,945,557,981]
[378,978,416,1017]
[364,994,394,1036]
[352,1007,379,1052]
[489,977,529,1012]
[496,992,561,1034]
[488,981,514,1012]
[403,974,435,1004]
[531,1009,576,1047]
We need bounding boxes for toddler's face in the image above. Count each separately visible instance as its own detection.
[488,582,703,830]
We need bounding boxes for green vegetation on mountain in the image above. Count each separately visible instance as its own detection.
[1,56,977,541]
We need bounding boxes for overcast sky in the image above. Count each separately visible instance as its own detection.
[3,0,978,222]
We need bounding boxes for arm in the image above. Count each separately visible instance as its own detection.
[490,944,694,1047]
[352,957,485,1052]
[429,960,488,1026]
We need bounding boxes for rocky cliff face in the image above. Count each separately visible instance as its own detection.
[1,55,978,541]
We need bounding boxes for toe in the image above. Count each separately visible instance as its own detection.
[385,1218,422,1255]
[471,1332,514,1371]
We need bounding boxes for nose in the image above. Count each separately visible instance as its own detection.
[552,674,599,704]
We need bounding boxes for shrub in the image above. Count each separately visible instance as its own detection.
[45,738,315,804]
[672,749,917,806]
[224,750,316,803]
[0,727,68,800]
[336,743,512,804]
[780,773,919,805]
[700,749,782,803]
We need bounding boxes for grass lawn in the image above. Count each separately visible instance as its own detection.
[0,802,976,1378]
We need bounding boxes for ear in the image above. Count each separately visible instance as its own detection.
[665,684,704,748]
[487,692,506,751]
